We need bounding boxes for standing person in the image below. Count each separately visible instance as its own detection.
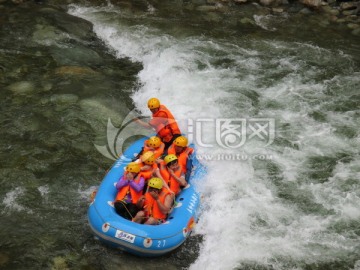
[136,98,182,149]
[113,162,145,220]
[132,178,174,225]
[167,136,194,174]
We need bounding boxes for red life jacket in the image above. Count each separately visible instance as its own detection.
[144,188,172,220]
[115,173,144,203]
[149,105,181,143]
[167,145,194,174]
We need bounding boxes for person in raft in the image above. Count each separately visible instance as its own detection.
[132,177,174,225]
[156,154,187,196]
[167,135,194,175]
[113,162,145,220]
[137,151,157,180]
[142,136,165,159]
[136,98,182,149]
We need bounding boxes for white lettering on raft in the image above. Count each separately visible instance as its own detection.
[187,193,198,214]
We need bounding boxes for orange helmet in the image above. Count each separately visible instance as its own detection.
[147,98,160,109]
[125,162,140,173]
[141,151,155,165]
[173,136,188,147]
[147,136,162,148]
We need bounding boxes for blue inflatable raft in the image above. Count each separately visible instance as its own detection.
[88,137,206,257]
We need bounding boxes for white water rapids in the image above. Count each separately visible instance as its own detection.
[69,5,360,270]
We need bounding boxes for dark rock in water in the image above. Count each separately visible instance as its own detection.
[39,7,95,39]
[50,46,103,66]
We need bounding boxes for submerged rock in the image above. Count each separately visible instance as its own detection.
[300,0,323,8]
[54,66,98,76]
[78,98,126,133]
[196,5,218,11]
[32,24,68,45]
[50,46,103,66]
[352,27,360,35]
[7,81,35,94]
[50,94,79,105]
[0,253,9,268]
[347,22,360,29]
[51,256,69,270]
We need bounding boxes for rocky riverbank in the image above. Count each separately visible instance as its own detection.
[1,0,360,36]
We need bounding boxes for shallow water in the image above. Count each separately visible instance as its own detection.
[0,1,360,270]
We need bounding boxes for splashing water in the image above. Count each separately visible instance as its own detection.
[69,4,360,270]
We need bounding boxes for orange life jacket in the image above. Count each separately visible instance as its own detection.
[167,145,194,174]
[139,162,157,181]
[143,142,165,159]
[149,105,181,143]
[144,188,172,220]
[115,173,144,203]
[160,164,184,195]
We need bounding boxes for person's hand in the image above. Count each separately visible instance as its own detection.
[168,168,174,175]
[136,196,146,208]
[125,173,133,181]
[155,158,162,164]
[149,190,159,200]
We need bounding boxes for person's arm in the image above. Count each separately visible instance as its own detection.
[136,196,146,209]
[156,193,174,214]
[115,176,127,190]
[185,147,194,155]
[154,167,173,194]
[149,111,168,128]
[135,118,152,129]
[157,143,165,155]
[169,170,187,187]
[129,176,145,192]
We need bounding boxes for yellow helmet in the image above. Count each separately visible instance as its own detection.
[147,98,160,109]
[164,154,178,165]
[173,136,188,147]
[125,162,140,173]
[148,177,163,189]
[141,151,155,165]
[147,136,162,148]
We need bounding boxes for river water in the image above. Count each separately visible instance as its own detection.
[1,1,360,270]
